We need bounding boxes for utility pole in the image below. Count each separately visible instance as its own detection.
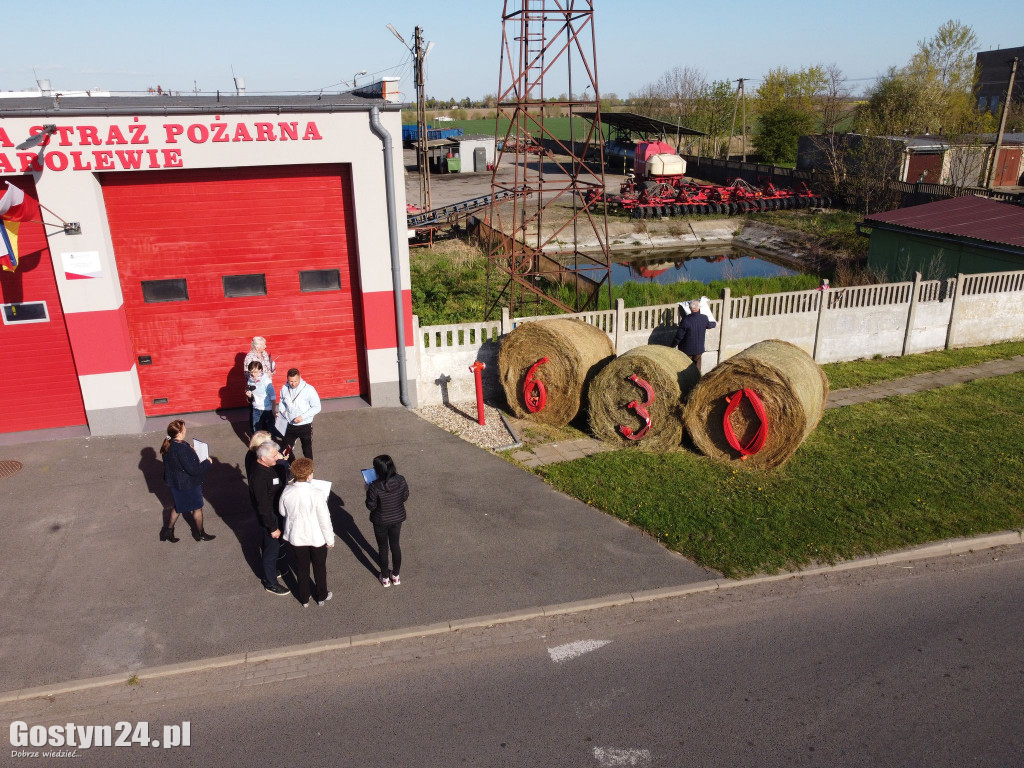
[986,57,1018,189]
[414,26,432,212]
[727,78,747,161]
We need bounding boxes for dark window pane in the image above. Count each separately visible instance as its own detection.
[299,269,341,292]
[223,273,268,298]
[2,301,49,324]
[141,278,188,303]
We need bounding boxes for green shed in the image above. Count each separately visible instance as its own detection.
[862,196,1024,281]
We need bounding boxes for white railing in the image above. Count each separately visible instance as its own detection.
[736,289,820,319]
[826,282,913,309]
[420,321,501,349]
[963,270,1024,296]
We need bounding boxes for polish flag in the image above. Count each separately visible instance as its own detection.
[0,182,39,272]
[0,181,39,222]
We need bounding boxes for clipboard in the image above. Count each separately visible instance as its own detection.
[310,478,332,497]
[192,439,210,462]
[274,412,289,437]
[361,468,377,485]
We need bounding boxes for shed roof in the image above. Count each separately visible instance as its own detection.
[578,111,706,137]
[0,93,394,118]
[864,196,1024,249]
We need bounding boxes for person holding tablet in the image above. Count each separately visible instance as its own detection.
[364,454,409,587]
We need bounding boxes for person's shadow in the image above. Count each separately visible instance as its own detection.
[218,352,254,448]
[138,447,175,532]
[201,454,264,579]
[326,491,379,576]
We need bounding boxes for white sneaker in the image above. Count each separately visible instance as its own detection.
[380,574,391,588]
[390,573,400,586]
[317,591,333,607]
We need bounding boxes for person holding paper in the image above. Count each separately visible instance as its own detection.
[280,458,336,608]
[278,368,322,460]
[671,298,718,373]
[160,419,215,543]
[365,454,409,587]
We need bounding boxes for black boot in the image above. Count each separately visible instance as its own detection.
[166,526,180,543]
[195,529,216,542]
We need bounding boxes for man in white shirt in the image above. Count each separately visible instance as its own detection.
[278,368,322,460]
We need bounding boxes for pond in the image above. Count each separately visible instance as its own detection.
[610,245,800,286]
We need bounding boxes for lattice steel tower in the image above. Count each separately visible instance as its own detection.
[486,0,612,319]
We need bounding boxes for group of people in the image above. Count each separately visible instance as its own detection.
[159,336,411,607]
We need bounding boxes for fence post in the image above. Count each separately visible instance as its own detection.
[812,288,828,361]
[717,287,731,362]
[902,272,922,356]
[412,314,422,403]
[501,305,510,336]
[614,298,625,354]
[945,272,967,349]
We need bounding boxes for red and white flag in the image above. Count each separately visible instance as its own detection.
[0,181,39,222]
[0,182,40,272]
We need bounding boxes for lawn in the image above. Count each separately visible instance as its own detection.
[822,341,1024,389]
[540,373,1024,578]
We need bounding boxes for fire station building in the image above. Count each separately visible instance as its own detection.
[0,94,415,438]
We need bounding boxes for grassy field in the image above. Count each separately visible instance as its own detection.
[540,373,1024,578]
[747,210,868,258]
[433,116,608,143]
[821,341,1024,389]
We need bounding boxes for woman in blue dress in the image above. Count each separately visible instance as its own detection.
[160,419,216,542]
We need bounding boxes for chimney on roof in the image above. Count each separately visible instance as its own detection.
[234,76,245,96]
[37,78,52,96]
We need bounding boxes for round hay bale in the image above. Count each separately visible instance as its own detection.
[498,318,614,426]
[589,345,699,451]
[683,339,828,469]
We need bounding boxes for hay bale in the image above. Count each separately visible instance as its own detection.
[589,345,699,451]
[498,318,614,426]
[683,340,828,469]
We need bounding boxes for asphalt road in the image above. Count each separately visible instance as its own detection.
[7,546,1022,767]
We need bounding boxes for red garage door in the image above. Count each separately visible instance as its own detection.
[102,165,366,417]
[0,177,87,433]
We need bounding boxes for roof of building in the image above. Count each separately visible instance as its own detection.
[0,93,396,118]
[864,196,1024,250]
[578,111,706,137]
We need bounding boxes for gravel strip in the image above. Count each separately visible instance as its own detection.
[416,401,519,450]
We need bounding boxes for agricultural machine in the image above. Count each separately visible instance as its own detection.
[593,141,831,218]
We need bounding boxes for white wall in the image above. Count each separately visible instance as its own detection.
[413,269,1024,406]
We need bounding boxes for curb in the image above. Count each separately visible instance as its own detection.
[2,530,1020,705]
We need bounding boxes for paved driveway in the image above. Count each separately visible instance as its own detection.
[0,407,713,691]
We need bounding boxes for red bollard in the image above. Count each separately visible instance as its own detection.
[469,361,486,425]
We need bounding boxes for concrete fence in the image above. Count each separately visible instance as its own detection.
[413,269,1024,407]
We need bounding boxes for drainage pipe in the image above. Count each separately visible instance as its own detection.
[369,106,410,406]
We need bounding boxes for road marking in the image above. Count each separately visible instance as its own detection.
[592,746,652,766]
[547,639,610,663]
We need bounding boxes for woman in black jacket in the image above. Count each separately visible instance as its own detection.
[365,454,409,587]
[160,419,215,542]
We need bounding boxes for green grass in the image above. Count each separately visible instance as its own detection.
[747,210,868,258]
[442,117,609,143]
[541,374,1024,578]
[822,341,1024,389]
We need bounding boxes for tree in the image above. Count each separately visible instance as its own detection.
[755,103,816,164]
[691,80,735,157]
[752,67,826,163]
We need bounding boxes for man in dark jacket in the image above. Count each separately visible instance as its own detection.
[672,299,717,372]
[248,441,289,595]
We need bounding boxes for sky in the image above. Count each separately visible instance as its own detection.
[3,1,1021,100]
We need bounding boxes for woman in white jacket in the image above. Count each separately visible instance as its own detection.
[279,458,335,607]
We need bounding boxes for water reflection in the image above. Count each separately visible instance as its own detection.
[612,245,799,286]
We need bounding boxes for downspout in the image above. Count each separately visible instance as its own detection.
[369,106,410,407]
